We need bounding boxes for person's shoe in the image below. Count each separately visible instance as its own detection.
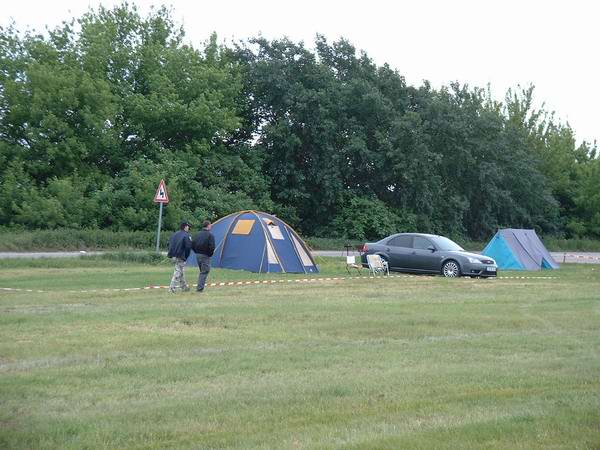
[196,288,204,293]
[169,288,176,294]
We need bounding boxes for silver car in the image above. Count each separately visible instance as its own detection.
[361,233,497,278]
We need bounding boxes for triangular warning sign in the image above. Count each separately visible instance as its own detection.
[153,179,169,203]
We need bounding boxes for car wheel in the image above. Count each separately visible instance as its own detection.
[442,260,461,278]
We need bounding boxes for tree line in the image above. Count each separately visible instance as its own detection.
[1,4,598,241]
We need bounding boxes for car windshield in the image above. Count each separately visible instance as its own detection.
[431,236,464,251]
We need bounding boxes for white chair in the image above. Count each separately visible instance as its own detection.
[366,254,389,276]
[345,255,362,275]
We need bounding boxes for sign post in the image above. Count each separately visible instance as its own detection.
[153,179,169,252]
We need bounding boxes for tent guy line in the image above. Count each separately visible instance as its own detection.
[0,274,558,294]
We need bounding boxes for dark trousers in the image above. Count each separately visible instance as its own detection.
[196,254,211,291]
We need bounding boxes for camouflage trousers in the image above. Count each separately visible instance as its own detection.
[169,258,189,292]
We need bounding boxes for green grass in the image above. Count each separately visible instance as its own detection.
[0,254,343,290]
[0,260,599,449]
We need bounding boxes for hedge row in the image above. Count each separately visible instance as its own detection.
[1,229,600,252]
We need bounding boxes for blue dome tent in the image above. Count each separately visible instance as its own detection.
[187,211,318,273]
[482,228,559,270]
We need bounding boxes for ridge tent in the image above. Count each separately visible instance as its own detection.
[482,228,559,270]
[187,211,318,273]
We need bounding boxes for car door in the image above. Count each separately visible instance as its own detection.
[411,236,442,272]
[384,235,413,269]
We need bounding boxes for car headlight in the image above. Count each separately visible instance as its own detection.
[467,257,481,264]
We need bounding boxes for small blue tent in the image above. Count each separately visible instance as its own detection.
[187,211,318,273]
[482,228,559,270]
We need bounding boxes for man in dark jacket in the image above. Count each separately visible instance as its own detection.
[167,221,192,293]
[192,220,215,292]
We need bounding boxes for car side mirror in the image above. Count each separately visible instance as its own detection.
[427,246,436,252]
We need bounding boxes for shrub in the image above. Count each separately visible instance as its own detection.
[328,196,417,241]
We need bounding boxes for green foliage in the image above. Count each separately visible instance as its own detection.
[541,236,600,252]
[1,4,598,240]
[328,196,416,241]
[3,227,599,252]
[571,158,600,237]
[0,228,164,251]
[0,4,268,232]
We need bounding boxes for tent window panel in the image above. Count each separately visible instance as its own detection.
[262,218,284,240]
[291,234,314,266]
[266,239,278,264]
[232,219,255,235]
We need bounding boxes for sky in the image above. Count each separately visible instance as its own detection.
[2,0,598,145]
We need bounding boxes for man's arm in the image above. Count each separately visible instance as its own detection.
[183,233,192,258]
[208,234,216,256]
[166,234,175,257]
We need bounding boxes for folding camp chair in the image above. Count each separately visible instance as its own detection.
[366,254,389,276]
[345,255,362,275]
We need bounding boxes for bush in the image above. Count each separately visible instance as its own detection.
[304,237,364,251]
[328,196,417,241]
[0,229,166,251]
[541,237,600,252]
[2,228,600,253]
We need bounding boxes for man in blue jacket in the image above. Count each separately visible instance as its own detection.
[167,221,192,293]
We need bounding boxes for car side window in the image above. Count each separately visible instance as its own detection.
[388,236,412,248]
[413,236,433,250]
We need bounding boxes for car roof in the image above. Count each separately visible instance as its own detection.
[390,232,439,238]
[377,233,441,243]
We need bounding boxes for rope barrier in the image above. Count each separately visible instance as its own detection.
[0,274,558,294]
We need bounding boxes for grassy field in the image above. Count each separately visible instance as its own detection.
[0,258,599,449]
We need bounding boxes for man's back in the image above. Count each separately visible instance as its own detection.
[192,230,215,256]
[168,230,192,259]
